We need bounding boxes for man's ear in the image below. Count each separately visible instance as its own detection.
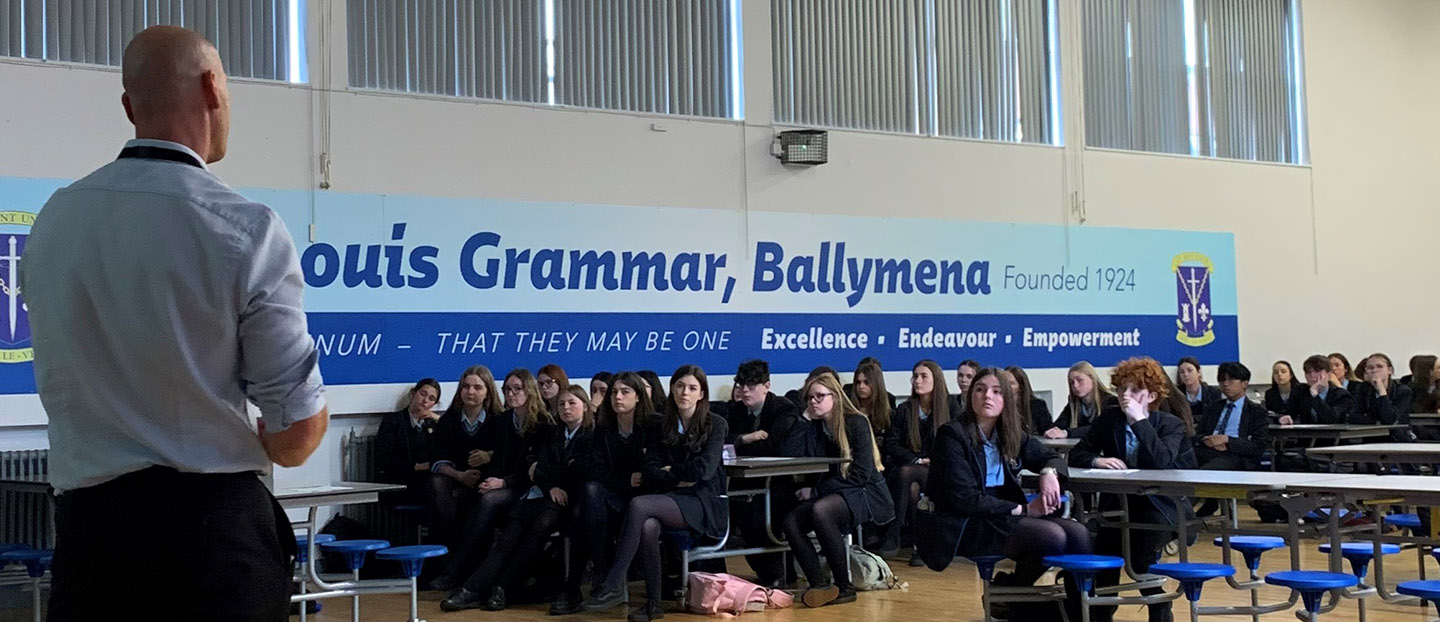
[121,93,135,124]
[199,70,221,110]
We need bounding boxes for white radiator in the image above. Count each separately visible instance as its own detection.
[0,449,50,548]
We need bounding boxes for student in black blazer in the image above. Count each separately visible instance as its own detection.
[443,385,595,612]
[722,359,803,587]
[1005,366,1053,435]
[917,367,1088,617]
[428,366,505,548]
[850,360,896,440]
[1177,356,1224,416]
[1351,353,1416,443]
[1277,355,1355,426]
[880,360,959,559]
[431,368,555,592]
[780,373,895,608]
[786,365,842,410]
[1070,357,1196,622]
[577,372,658,599]
[1329,353,1365,394]
[375,379,442,506]
[584,365,728,622]
[1263,361,1307,420]
[1046,361,1119,439]
[1194,362,1269,470]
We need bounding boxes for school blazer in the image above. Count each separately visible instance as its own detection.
[1055,394,1120,439]
[1296,387,1354,425]
[375,409,436,485]
[531,425,596,497]
[722,393,802,457]
[644,416,730,539]
[1069,406,1197,526]
[883,395,962,466]
[917,421,1067,571]
[1350,381,1415,442]
[1263,383,1307,419]
[1195,398,1270,467]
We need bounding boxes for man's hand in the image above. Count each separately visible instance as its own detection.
[1093,457,1128,470]
[741,430,769,445]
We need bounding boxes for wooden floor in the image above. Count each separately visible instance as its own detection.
[306,520,1440,622]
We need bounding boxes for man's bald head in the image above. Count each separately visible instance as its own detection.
[121,26,231,163]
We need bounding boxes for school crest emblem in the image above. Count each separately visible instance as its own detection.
[1172,252,1214,347]
[0,211,34,363]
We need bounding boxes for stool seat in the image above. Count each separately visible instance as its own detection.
[1318,542,1402,556]
[320,539,390,573]
[295,533,337,564]
[965,555,1007,582]
[1043,555,1125,571]
[1385,513,1422,530]
[1216,536,1286,572]
[1266,571,1358,613]
[377,545,448,579]
[0,549,54,579]
[1398,580,1440,599]
[1152,563,1236,602]
[376,544,448,561]
[319,539,390,554]
[1150,562,1236,581]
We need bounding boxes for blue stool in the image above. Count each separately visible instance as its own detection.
[1045,555,1125,622]
[1,548,53,622]
[320,539,390,622]
[1265,571,1357,622]
[1151,563,1235,622]
[1397,580,1440,617]
[377,545,448,622]
[1386,513,1422,531]
[1317,542,1401,580]
[293,534,336,622]
[965,555,1008,622]
[1214,536,1285,574]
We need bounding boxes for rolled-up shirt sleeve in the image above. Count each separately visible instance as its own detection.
[237,208,326,431]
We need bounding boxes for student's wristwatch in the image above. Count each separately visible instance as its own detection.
[1039,467,1059,477]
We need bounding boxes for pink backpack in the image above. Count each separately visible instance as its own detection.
[684,572,794,616]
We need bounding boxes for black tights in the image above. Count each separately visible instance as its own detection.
[439,487,518,580]
[461,499,563,594]
[782,494,854,588]
[600,494,687,602]
[891,464,928,533]
[1003,517,1093,585]
[427,474,477,546]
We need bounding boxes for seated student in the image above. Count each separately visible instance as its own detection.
[1277,355,1355,426]
[577,372,658,602]
[851,360,895,440]
[917,367,1087,618]
[1412,355,1440,414]
[1006,365,1053,435]
[583,365,728,622]
[1350,353,1415,442]
[1046,361,1118,439]
[1176,356,1223,416]
[1070,357,1195,622]
[443,385,595,612]
[589,371,615,409]
[780,373,894,608]
[879,360,957,560]
[376,379,442,506]
[638,370,667,408]
[1329,353,1364,394]
[785,366,842,409]
[845,356,899,409]
[538,363,571,417]
[1264,360,1307,420]
[430,369,555,591]
[1195,362,1269,470]
[428,366,504,547]
[721,359,802,587]
[1193,362,1268,516]
[955,359,980,409]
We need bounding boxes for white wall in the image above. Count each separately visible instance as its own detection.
[0,0,1437,462]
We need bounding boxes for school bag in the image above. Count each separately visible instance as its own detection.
[684,572,793,616]
[848,547,907,591]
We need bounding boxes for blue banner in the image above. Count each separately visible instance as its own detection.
[0,176,1239,392]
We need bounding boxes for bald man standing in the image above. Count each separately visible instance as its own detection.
[20,26,327,621]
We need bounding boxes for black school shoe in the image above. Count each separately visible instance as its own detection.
[549,592,584,615]
[582,584,629,610]
[832,585,858,605]
[439,587,486,611]
[481,586,507,611]
[627,599,666,621]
